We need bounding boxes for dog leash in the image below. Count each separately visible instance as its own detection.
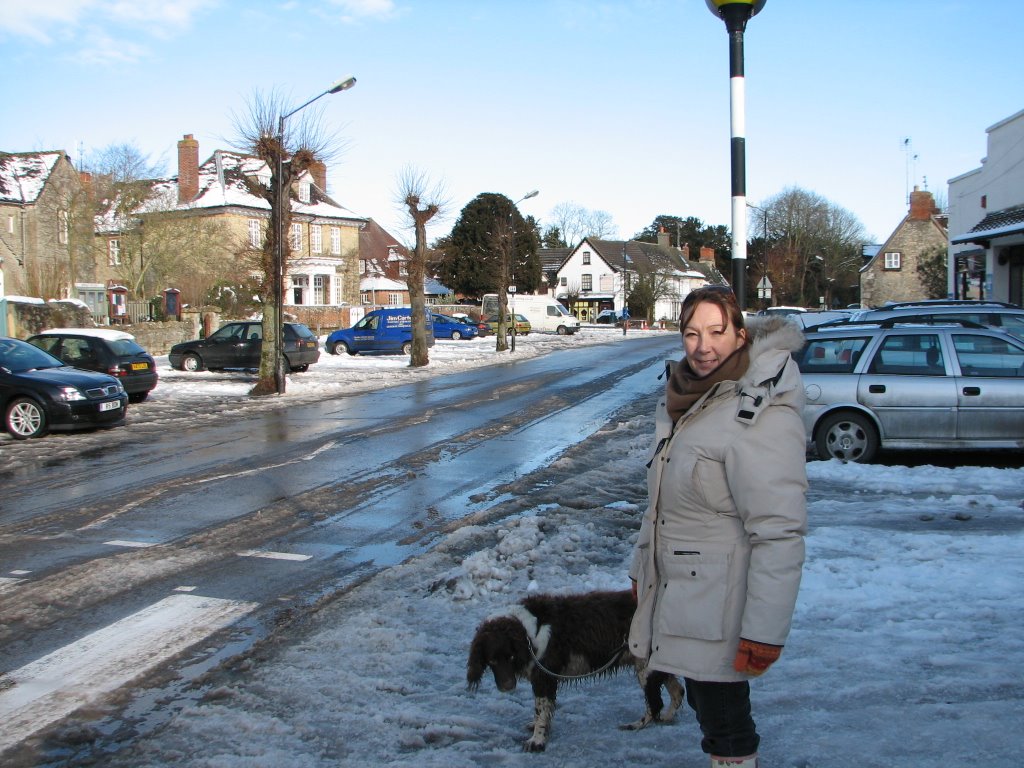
[527,641,630,681]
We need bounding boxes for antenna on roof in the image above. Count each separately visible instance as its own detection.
[902,137,918,205]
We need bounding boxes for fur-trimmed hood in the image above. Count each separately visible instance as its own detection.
[739,315,806,390]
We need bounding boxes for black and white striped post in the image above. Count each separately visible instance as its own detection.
[705,0,765,312]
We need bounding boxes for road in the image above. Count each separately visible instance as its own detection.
[0,333,678,760]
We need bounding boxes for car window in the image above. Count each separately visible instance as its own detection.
[797,336,870,373]
[996,314,1024,340]
[867,333,944,375]
[209,325,240,341]
[289,324,315,340]
[353,315,380,330]
[108,339,147,355]
[0,340,63,372]
[63,337,99,365]
[952,334,1024,377]
[29,336,61,355]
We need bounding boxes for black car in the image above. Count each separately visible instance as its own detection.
[27,328,158,403]
[1,337,128,439]
[168,321,320,373]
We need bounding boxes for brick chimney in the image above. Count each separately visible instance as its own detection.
[699,246,716,263]
[680,243,690,261]
[177,134,200,203]
[908,186,938,221]
[309,160,328,193]
[657,226,670,249]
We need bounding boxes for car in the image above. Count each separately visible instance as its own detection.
[594,309,623,325]
[1,337,128,439]
[431,313,478,340]
[326,307,435,355]
[785,309,856,331]
[820,302,1024,340]
[795,322,1024,463]
[27,327,158,403]
[484,313,531,335]
[169,321,320,372]
[463,316,491,336]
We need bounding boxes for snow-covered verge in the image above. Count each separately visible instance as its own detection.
[83,393,1024,768]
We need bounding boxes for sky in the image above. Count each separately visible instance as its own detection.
[2,1,1022,248]
[2,328,1022,765]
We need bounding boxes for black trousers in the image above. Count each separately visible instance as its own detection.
[684,678,760,757]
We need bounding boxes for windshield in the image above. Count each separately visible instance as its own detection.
[0,339,64,372]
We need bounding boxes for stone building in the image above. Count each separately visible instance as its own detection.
[859,188,948,307]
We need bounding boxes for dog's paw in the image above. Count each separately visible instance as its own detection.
[523,737,547,752]
[619,715,653,731]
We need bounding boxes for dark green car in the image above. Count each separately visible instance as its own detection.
[169,321,320,372]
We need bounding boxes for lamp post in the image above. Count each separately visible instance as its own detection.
[706,0,766,312]
[273,76,356,394]
[507,189,539,353]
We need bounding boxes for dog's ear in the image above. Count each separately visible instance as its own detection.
[466,628,488,691]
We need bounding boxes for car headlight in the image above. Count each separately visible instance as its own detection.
[57,386,87,402]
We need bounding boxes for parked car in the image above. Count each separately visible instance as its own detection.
[594,310,623,325]
[169,321,320,372]
[785,309,856,331]
[820,301,1024,340]
[463,316,492,337]
[795,322,1024,462]
[27,327,158,403]
[431,313,478,340]
[326,307,435,355]
[1,337,128,439]
[483,313,531,335]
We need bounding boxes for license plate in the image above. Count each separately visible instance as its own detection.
[99,401,121,412]
[131,362,148,370]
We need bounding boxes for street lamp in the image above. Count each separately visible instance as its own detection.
[507,189,539,353]
[706,0,766,312]
[273,76,356,394]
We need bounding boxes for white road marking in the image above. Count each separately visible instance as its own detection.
[10,570,30,575]
[103,540,155,549]
[236,549,312,562]
[0,593,257,754]
[0,577,24,592]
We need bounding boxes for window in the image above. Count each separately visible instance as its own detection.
[359,259,367,274]
[867,333,943,375]
[582,250,591,265]
[387,293,402,305]
[58,210,69,244]
[953,334,1024,377]
[560,276,567,286]
[290,223,302,251]
[797,336,870,374]
[292,274,308,305]
[311,224,322,254]
[333,275,345,305]
[314,274,327,304]
[582,273,593,291]
[884,251,901,270]
[600,274,614,291]
[330,226,341,255]
[299,182,311,203]
[108,238,121,267]
[399,262,408,276]
[248,219,261,248]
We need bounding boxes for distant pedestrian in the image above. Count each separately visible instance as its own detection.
[629,285,808,768]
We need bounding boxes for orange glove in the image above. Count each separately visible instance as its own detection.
[733,638,782,676]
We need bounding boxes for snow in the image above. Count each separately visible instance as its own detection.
[6,328,1024,766]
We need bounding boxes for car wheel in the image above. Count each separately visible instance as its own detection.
[451,330,462,340]
[556,325,567,335]
[328,341,340,355]
[332,340,353,356]
[401,341,413,355]
[128,392,149,404]
[5,397,48,439]
[182,352,204,372]
[816,411,879,463]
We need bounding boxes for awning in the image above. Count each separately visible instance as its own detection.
[951,205,1024,244]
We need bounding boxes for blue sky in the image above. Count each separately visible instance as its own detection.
[2,0,1021,246]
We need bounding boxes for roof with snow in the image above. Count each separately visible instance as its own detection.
[0,151,65,204]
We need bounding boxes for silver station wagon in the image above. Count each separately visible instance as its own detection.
[795,323,1024,462]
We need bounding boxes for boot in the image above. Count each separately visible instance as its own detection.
[711,755,758,767]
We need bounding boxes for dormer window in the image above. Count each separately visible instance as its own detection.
[299,182,311,204]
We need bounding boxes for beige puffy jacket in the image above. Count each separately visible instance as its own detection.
[629,316,808,682]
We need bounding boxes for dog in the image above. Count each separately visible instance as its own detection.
[466,589,683,752]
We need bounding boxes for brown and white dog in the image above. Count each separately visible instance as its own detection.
[466,589,683,752]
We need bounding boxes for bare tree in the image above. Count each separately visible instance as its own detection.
[232,89,344,396]
[397,167,447,367]
[547,202,617,247]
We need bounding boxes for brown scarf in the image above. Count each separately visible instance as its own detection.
[666,345,750,424]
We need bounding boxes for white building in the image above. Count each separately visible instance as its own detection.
[948,109,1024,305]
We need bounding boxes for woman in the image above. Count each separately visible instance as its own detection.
[629,287,808,768]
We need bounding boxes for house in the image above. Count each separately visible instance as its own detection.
[858,188,948,307]
[96,134,366,327]
[948,109,1024,306]
[550,231,725,322]
[357,218,454,313]
[0,151,100,313]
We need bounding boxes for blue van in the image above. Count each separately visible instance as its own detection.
[325,308,435,355]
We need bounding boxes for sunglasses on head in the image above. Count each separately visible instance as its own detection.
[684,284,734,301]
